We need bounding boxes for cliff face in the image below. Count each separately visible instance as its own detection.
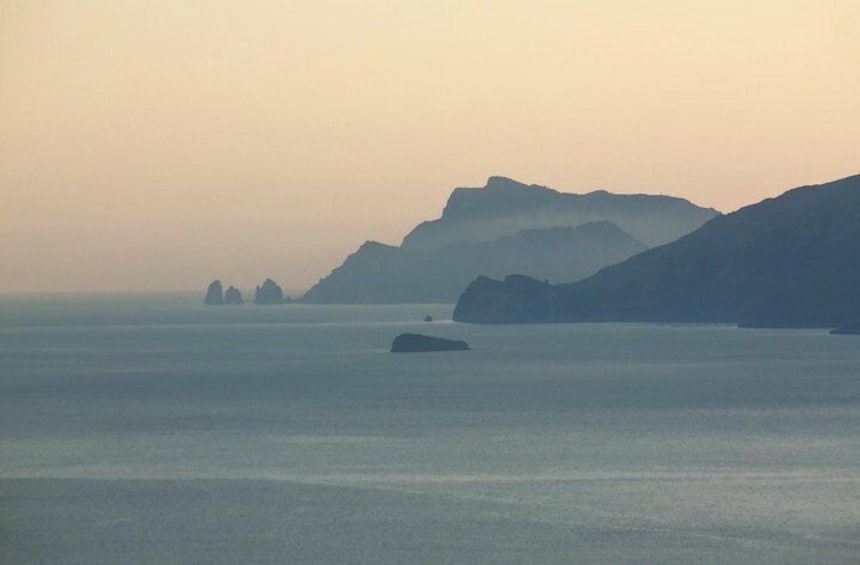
[302,177,716,304]
[454,174,860,328]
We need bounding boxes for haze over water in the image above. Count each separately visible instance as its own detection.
[2,295,858,563]
[2,1,859,293]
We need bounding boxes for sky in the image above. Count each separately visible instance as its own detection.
[1,0,858,293]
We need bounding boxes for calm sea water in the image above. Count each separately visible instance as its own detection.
[1,293,859,564]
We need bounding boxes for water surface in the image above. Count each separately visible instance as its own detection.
[1,294,858,563]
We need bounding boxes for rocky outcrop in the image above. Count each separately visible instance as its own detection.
[390,333,470,353]
[224,286,244,305]
[454,275,561,323]
[204,280,224,305]
[454,174,860,328]
[254,278,285,305]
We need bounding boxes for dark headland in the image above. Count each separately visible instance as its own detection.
[390,333,470,353]
[454,174,860,329]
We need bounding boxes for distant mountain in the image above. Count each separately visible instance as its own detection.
[401,176,718,251]
[453,174,860,328]
[302,177,717,304]
[302,222,647,303]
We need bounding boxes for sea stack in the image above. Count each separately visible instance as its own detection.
[224,286,244,305]
[204,280,224,305]
[254,278,285,305]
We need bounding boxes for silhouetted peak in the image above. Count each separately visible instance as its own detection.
[204,280,224,305]
[503,274,549,289]
[485,176,531,190]
[224,285,244,305]
[254,278,285,305]
[358,240,394,251]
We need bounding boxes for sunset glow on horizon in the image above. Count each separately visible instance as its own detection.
[2,0,858,293]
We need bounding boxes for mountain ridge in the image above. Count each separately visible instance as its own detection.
[453,174,860,327]
[302,176,718,304]
[401,176,718,251]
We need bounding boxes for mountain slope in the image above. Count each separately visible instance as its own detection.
[454,174,860,327]
[302,222,647,303]
[302,177,717,304]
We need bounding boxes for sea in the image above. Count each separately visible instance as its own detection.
[1,293,858,564]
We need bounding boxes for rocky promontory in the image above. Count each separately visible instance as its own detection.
[453,173,860,328]
[390,333,470,353]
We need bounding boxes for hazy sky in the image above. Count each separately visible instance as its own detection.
[2,0,858,293]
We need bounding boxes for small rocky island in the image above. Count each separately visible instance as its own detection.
[204,280,224,305]
[205,280,245,305]
[254,278,287,304]
[390,333,470,353]
[224,285,244,305]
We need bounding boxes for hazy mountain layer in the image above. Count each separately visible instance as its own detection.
[401,176,718,251]
[453,174,860,327]
[302,222,646,303]
[303,177,717,304]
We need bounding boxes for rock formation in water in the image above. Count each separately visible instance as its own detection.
[453,174,860,329]
[390,333,470,353]
[254,278,285,304]
[224,286,244,305]
[204,280,224,305]
[300,176,719,304]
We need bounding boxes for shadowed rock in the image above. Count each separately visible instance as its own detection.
[254,278,285,305]
[224,286,244,305]
[390,333,470,353]
[204,280,224,305]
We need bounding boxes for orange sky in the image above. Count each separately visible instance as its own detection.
[1,0,858,293]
